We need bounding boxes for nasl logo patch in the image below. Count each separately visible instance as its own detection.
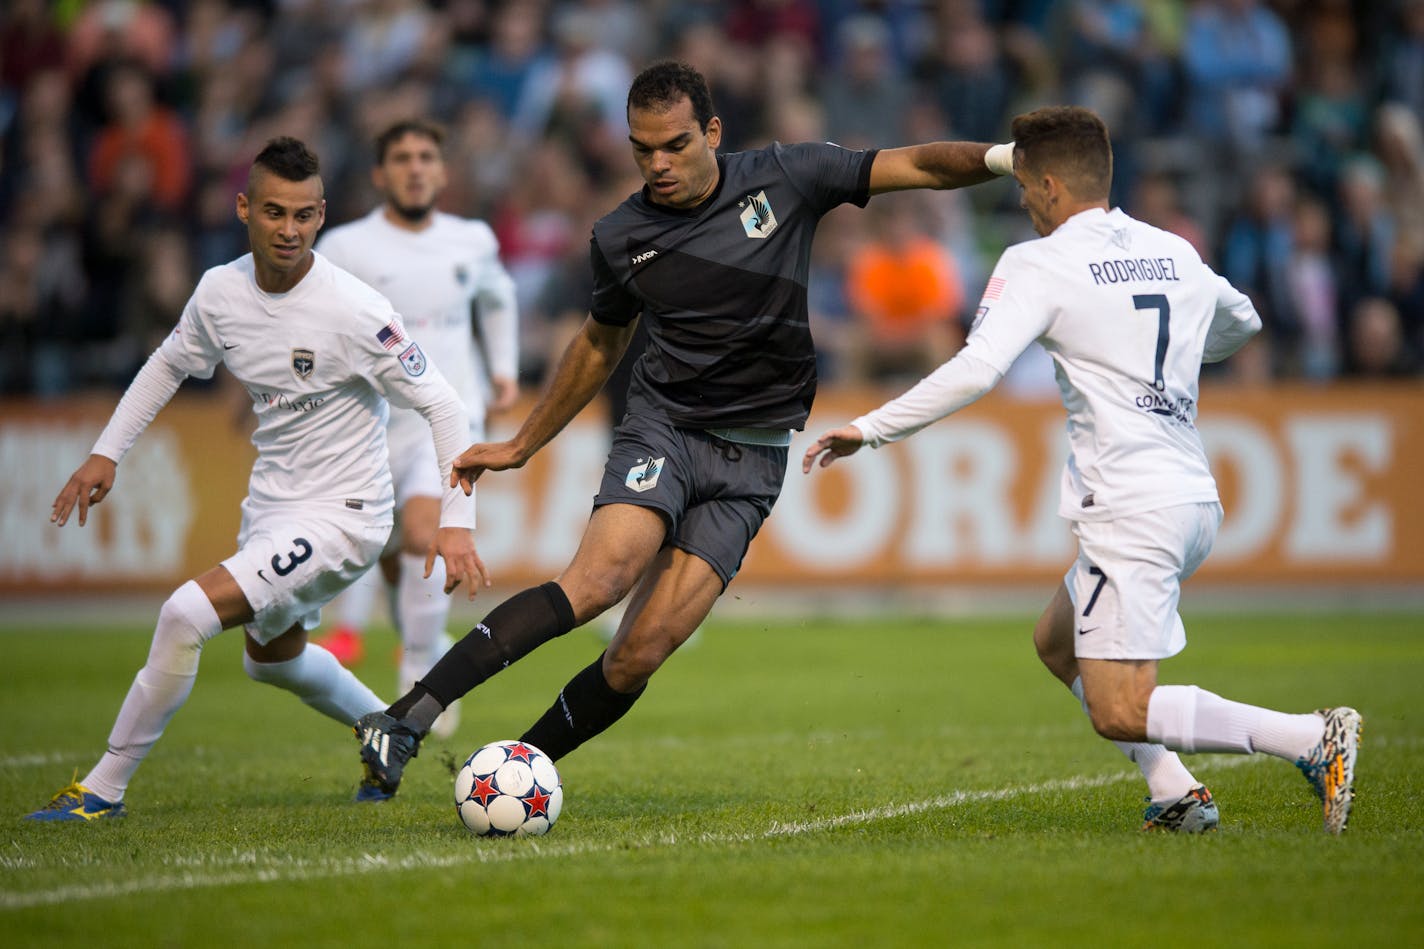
[292,348,315,379]
[625,456,665,493]
[739,190,777,239]
[399,343,426,376]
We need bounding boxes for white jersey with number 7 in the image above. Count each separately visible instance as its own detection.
[852,206,1261,523]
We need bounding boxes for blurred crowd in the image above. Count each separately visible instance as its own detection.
[2,0,1423,398]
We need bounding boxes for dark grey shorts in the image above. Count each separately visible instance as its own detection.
[593,414,788,587]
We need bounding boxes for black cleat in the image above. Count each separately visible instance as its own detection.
[354,711,421,801]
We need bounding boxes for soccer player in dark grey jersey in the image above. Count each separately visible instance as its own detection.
[354,61,1016,798]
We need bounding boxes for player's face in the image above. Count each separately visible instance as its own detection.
[237,171,326,291]
[628,96,722,209]
[1014,162,1057,237]
[373,132,447,222]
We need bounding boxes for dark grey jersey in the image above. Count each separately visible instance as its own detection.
[590,141,876,429]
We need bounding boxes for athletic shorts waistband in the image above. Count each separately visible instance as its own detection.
[704,427,794,447]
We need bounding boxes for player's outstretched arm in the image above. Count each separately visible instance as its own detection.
[452,316,636,494]
[52,454,118,527]
[868,141,1013,196]
[801,426,866,474]
[426,526,490,599]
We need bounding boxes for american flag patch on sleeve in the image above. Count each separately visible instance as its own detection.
[982,276,1006,301]
[377,322,406,350]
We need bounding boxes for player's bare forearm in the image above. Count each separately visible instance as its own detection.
[869,142,998,195]
[452,317,635,492]
[801,425,865,473]
[51,454,118,528]
[509,317,632,459]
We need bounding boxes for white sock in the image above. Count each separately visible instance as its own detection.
[1146,684,1325,759]
[396,551,450,691]
[244,644,384,724]
[84,581,223,802]
[1072,676,1196,801]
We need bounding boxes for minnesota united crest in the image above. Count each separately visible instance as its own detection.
[739,190,778,239]
[291,348,315,379]
[625,456,665,493]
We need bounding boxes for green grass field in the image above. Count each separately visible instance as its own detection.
[3,610,1421,947]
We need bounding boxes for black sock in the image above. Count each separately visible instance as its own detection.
[520,652,645,761]
[389,581,576,723]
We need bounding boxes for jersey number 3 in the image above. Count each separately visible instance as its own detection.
[270,537,313,577]
[1133,294,1170,392]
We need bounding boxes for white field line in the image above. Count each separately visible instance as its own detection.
[1,757,1264,910]
[0,752,85,769]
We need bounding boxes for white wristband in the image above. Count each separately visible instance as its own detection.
[985,142,1015,176]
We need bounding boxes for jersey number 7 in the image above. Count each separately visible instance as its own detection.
[1133,294,1170,392]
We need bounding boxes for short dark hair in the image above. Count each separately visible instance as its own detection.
[1010,106,1112,200]
[374,119,445,164]
[627,60,716,131]
[252,136,320,183]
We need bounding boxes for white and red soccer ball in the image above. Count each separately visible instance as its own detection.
[454,740,563,837]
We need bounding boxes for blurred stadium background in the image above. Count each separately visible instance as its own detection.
[2,0,1422,616]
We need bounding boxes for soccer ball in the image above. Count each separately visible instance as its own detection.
[454,740,563,837]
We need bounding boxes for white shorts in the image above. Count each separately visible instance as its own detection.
[1065,501,1222,661]
[224,499,392,644]
[386,407,482,509]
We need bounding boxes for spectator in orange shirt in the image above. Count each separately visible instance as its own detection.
[88,61,191,211]
[845,191,965,382]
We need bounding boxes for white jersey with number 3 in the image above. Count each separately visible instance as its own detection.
[852,207,1260,523]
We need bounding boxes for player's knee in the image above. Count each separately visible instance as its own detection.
[148,584,219,676]
[1086,696,1145,742]
[567,573,632,620]
[243,651,293,687]
[603,636,668,692]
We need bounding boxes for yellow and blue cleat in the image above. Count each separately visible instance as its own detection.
[25,776,126,822]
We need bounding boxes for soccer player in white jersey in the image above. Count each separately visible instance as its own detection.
[804,106,1362,834]
[26,137,489,820]
[312,120,518,734]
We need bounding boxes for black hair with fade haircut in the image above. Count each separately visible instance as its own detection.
[251,136,320,183]
[627,60,716,131]
[374,118,445,164]
[1010,106,1113,201]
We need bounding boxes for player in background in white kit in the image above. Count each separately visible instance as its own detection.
[313,120,518,737]
[26,137,488,820]
[804,107,1362,834]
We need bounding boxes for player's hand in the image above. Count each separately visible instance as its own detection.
[489,375,519,414]
[52,454,118,527]
[426,527,490,599]
[801,425,865,474]
[450,440,526,495]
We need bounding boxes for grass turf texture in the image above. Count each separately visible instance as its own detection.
[2,611,1420,947]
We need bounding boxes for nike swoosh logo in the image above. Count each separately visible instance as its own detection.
[257,569,271,584]
[1077,626,1099,636]
[69,805,114,820]
[223,343,239,350]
